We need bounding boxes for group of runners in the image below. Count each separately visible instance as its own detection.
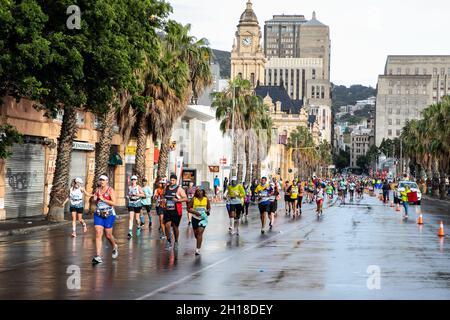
[67,173,211,265]
[66,171,379,265]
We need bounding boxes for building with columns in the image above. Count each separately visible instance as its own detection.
[230,0,266,86]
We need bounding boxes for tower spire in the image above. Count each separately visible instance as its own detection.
[312,11,316,20]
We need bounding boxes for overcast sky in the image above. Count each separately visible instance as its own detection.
[169,0,450,87]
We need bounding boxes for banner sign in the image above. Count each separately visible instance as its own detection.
[208,166,220,173]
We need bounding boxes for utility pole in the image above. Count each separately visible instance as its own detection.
[400,139,403,176]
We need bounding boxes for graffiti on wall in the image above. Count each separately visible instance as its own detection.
[6,168,38,191]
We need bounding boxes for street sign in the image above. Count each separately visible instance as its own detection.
[208,166,220,173]
[220,158,227,165]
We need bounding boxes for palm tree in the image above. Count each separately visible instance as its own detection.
[287,126,315,179]
[154,21,212,182]
[213,78,252,177]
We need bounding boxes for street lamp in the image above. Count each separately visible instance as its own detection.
[230,81,236,177]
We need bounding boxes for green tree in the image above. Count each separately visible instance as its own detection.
[0,125,23,159]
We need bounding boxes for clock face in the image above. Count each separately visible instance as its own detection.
[242,37,252,46]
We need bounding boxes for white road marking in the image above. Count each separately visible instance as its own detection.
[135,206,323,300]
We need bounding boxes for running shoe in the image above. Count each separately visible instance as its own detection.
[92,256,103,265]
[228,227,233,234]
[136,227,141,237]
[160,235,166,240]
[112,246,119,259]
[83,223,87,233]
[261,229,265,234]
[127,232,133,240]
[149,222,152,228]
[195,248,201,256]
[71,231,77,238]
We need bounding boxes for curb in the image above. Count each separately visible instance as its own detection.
[0,213,129,238]
[422,195,450,204]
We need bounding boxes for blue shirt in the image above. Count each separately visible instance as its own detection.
[214,177,220,187]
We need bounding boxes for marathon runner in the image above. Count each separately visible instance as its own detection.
[297,180,305,216]
[65,178,91,237]
[127,175,145,239]
[243,181,251,220]
[348,180,356,202]
[315,184,325,218]
[92,175,118,265]
[186,181,197,226]
[153,180,166,239]
[255,177,274,234]
[162,174,188,249]
[224,176,245,235]
[268,178,280,229]
[141,178,153,229]
[289,180,299,218]
[187,187,211,256]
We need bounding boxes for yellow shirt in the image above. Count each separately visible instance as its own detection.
[227,184,245,204]
[192,197,208,220]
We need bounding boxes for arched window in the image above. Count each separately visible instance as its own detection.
[250,73,255,86]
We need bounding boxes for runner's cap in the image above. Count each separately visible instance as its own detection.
[75,178,83,184]
[231,176,237,181]
[131,175,138,180]
[99,175,109,181]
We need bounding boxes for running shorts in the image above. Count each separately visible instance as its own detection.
[128,206,142,213]
[94,214,116,229]
[270,200,277,213]
[70,206,83,214]
[230,204,243,219]
[142,205,151,213]
[192,218,206,230]
[258,202,271,214]
[163,210,181,226]
[156,206,164,216]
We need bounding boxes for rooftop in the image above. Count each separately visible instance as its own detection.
[255,85,302,114]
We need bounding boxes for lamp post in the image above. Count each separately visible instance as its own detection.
[230,81,236,177]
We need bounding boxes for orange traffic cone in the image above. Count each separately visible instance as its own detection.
[438,221,445,237]
[417,214,423,225]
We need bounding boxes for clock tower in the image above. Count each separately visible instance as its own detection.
[230,0,266,87]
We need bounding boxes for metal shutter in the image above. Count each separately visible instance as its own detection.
[65,151,87,212]
[5,144,45,219]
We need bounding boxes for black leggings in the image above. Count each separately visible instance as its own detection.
[297,196,303,209]
[244,202,250,215]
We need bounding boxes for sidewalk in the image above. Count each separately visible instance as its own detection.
[422,194,450,204]
[0,202,228,237]
[0,207,129,237]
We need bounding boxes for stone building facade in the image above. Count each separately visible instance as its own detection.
[375,55,450,146]
[0,96,155,220]
[230,0,266,86]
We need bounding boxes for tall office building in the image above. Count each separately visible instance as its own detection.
[375,55,450,146]
[264,15,307,58]
[264,12,331,80]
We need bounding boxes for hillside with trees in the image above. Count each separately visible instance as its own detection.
[331,84,376,112]
[212,49,231,79]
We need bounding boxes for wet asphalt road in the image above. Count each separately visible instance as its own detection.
[0,191,449,300]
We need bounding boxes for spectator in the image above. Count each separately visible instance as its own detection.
[213,175,220,197]
[223,177,229,195]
